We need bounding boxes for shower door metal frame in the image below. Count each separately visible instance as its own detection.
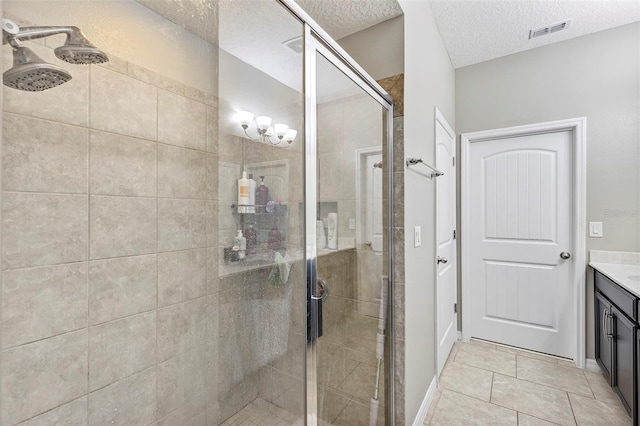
[277,1,395,424]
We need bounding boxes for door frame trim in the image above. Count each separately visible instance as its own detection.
[460,117,587,368]
[434,107,458,377]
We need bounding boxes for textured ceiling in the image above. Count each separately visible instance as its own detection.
[429,0,640,69]
[295,0,403,39]
[135,0,219,45]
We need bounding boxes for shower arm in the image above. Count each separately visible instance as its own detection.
[4,26,91,47]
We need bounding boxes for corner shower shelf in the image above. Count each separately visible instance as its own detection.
[230,203,288,215]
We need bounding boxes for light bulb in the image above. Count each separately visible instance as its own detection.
[284,129,297,143]
[237,111,253,129]
[265,126,274,137]
[256,116,272,132]
[274,123,289,138]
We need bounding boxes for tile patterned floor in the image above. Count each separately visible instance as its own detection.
[425,340,632,426]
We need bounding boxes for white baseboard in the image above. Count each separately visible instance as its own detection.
[586,358,600,372]
[457,331,462,340]
[412,376,438,426]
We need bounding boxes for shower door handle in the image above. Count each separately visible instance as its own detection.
[312,278,329,301]
[311,278,329,339]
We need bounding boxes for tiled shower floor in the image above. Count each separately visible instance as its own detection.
[221,398,303,426]
[220,398,344,426]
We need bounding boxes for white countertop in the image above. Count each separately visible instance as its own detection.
[590,262,640,298]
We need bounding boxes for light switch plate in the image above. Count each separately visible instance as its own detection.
[414,226,421,247]
[589,222,603,238]
[348,219,356,230]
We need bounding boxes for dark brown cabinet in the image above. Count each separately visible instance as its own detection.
[595,290,614,383]
[594,270,637,425]
[612,303,636,416]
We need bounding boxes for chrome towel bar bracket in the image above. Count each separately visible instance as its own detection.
[406,157,444,178]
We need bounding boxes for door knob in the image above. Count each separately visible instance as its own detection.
[560,252,571,260]
[437,256,448,264]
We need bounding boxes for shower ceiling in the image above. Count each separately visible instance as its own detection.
[135,0,402,93]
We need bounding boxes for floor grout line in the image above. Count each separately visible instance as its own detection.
[446,341,630,425]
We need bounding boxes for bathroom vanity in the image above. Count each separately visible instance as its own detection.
[591,251,640,425]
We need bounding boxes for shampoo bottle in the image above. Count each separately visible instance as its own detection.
[255,176,269,212]
[316,219,327,249]
[327,212,338,250]
[248,174,257,214]
[268,223,281,251]
[238,172,250,213]
[244,224,257,256]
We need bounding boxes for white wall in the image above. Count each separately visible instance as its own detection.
[456,22,640,358]
[338,15,404,80]
[399,0,455,423]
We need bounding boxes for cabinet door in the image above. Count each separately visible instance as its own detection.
[636,330,640,426]
[612,303,636,417]
[596,291,614,384]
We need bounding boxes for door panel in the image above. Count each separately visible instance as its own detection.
[311,42,390,426]
[469,130,573,357]
[436,110,457,375]
[613,304,635,416]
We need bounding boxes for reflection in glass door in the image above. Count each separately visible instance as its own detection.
[305,34,393,425]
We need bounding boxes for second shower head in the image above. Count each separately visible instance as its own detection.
[53,26,109,64]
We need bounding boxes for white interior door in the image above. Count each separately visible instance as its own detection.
[468,129,574,358]
[436,109,457,375]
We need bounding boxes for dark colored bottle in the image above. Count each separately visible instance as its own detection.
[268,223,281,251]
[255,176,269,212]
[244,224,257,256]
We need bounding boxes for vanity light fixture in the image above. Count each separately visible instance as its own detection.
[236,110,297,146]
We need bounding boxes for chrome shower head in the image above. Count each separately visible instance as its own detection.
[54,27,108,64]
[3,46,72,91]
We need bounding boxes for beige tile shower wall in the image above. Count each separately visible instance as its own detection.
[1,39,224,425]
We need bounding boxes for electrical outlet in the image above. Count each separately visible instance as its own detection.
[349,218,356,230]
[414,226,421,247]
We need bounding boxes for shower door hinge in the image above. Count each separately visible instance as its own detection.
[453,230,456,239]
[454,303,457,314]
[452,157,456,167]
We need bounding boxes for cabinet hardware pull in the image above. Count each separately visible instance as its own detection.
[603,309,615,340]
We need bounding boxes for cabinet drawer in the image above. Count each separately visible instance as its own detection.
[596,271,637,321]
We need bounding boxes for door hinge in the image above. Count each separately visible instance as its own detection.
[452,157,455,167]
[454,303,457,314]
[453,230,456,239]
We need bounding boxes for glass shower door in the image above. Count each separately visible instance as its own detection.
[306,35,392,426]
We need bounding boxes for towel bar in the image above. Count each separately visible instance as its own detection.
[406,157,444,178]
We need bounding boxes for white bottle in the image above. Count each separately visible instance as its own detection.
[235,230,246,260]
[316,220,327,249]
[248,173,256,214]
[237,171,250,214]
[327,212,338,250]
